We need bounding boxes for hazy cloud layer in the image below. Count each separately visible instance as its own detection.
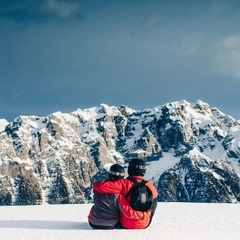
[213,35,240,79]
[171,34,204,57]
[211,0,229,15]
[132,15,161,34]
[0,0,81,23]
[1,0,240,121]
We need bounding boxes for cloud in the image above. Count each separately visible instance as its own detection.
[0,0,81,24]
[11,93,21,100]
[132,15,161,34]
[170,34,204,57]
[211,0,229,15]
[212,35,240,78]
[43,0,80,20]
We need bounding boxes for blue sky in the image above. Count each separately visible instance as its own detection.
[1,0,240,121]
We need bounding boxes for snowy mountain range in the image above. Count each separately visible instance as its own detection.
[0,100,239,205]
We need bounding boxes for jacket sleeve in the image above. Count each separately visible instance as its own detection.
[145,181,158,228]
[151,198,158,217]
[148,181,158,217]
[117,194,146,220]
[146,181,159,199]
[93,180,123,194]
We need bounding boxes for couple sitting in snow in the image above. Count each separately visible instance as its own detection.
[88,158,158,229]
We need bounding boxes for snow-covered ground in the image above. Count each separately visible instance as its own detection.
[0,203,239,240]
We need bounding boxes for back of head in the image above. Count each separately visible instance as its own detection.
[128,158,147,177]
[108,164,125,181]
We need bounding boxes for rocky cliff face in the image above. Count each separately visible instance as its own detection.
[0,100,239,205]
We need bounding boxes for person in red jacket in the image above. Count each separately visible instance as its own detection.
[93,159,158,229]
[88,164,144,229]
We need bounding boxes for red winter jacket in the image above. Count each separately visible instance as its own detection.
[93,176,158,229]
[88,181,145,229]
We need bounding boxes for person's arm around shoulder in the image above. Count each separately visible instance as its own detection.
[93,178,123,194]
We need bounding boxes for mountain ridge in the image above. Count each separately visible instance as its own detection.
[0,99,239,205]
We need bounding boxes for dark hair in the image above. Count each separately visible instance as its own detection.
[108,164,125,180]
[128,159,147,176]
